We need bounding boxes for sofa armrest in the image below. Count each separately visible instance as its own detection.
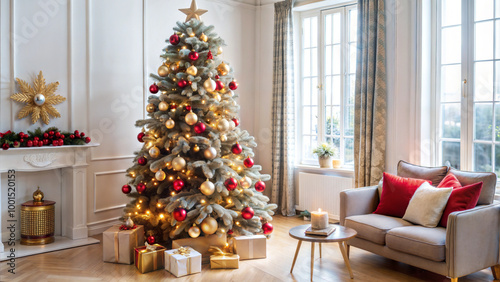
[339,186,379,226]
[446,203,500,278]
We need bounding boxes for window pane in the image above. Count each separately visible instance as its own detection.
[303,49,311,77]
[344,105,354,136]
[474,61,494,101]
[496,0,500,18]
[325,14,332,45]
[496,103,500,141]
[348,74,356,105]
[495,20,500,59]
[325,45,332,76]
[495,61,500,100]
[442,0,461,27]
[495,144,500,175]
[441,103,461,139]
[333,12,341,44]
[333,45,341,74]
[302,136,313,160]
[475,21,494,61]
[325,106,332,135]
[440,64,462,102]
[331,106,340,135]
[475,0,494,21]
[311,106,318,134]
[311,16,318,47]
[332,76,341,105]
[474,143,492,172]
[442,141,460,169]
[311,77,318,105]
[332,137,340,157]
[349,9,357,42]
[325,76,332,105]
[303,17,311,48]
[312,48,318,76]
[474,103,493,141]
[441,26,461,64]
[344,137,354,165]
[303,107,311,134]
[349,43,357,73]
[303,78,311,105]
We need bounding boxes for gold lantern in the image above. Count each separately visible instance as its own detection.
[20,187,55,245]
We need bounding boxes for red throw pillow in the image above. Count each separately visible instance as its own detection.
[373,172,431,218]
[437,173,462,188]
[439,181,483,227]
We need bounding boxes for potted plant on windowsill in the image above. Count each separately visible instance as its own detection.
[312,143,336,168]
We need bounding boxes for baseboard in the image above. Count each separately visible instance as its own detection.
[87,217,121,236]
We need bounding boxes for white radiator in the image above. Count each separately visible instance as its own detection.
[297,172,354,221]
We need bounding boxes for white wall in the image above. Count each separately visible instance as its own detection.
[0,0,258,237]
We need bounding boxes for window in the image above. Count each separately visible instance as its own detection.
[435,0,500,174]
[298,4,357,167]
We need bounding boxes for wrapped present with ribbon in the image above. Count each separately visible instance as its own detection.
[103,224,144,264]
[165,246,202,277]
[172,233,226,264]
[232,235,267,260]
[208,246,239,269]
[134,242,166,273]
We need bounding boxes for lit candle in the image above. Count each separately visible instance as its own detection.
[332,159,341,169]
[311,208,328,230]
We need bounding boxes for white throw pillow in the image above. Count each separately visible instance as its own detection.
[402,182,452,227]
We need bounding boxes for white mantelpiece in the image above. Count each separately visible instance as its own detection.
[0,144,100,260]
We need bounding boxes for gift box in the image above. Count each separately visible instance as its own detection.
[165,246,202,277]
[134,243,166,273]
[210,254,240,269]
[172,234,227,264]
[232,235,267,260]
[103,224,144,264]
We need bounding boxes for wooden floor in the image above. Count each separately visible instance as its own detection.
[0,215,496,282]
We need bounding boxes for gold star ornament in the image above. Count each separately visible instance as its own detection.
[10,71,66,125]
[179,0,207,22]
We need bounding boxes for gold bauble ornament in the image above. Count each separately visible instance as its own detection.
[203,78,216,93]
[146,103,156,113]
[158,65,169,77]
[193,144,200,152]
[170,63,179,72]
[158,101,169,111]
[220,134,227,142]
[149,146,160,158]
[200,33,208,42]
[240,176,252,189]
[217,119,230,132]
[217,62,230,76]
[200,180,215,196]
[188,226,201,238]
[203,147,217,160]
[185,111,198,125]
[186,65,198,76]
[155,170,166,181]
[172,156,186,171]
[217,46,223,55]
[201,217,218,235]
[166,118,175,129]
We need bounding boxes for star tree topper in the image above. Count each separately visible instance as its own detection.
[10,71,66,125]
[179,0,207,22]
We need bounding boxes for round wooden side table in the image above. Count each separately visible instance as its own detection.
[289,224,357,280]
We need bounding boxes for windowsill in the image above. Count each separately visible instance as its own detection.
[295,164,354,177]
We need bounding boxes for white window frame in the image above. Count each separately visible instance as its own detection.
[296,3,357,168]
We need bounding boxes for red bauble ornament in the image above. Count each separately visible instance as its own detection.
[122,184,132,194]
[136,183,146,193]
[33,140,39,146]
[34,137,39,141]
[169,34,180,45]
[262,222,273,234]
[225,178,238,191]
[173,179,185,191]
[51,140,57,146]
[177,79,188,88]
[81,132,85,137]
[227,229,234,235]
[241,207,254,220]
[229,81,238,90]
[43,139,49,145]
[43,133,49,139]
[149,84,159,93]
[173,207,187,221]
[26,140,33,147]
[255,180,266,192]
[147,235,155,244]
[55,132,61,138]
[84,137,91,143]
[231,143,242,154]
[49,130,55,136]
[138,156,147,165]
[207,50,213,60]
[13,141,19,148]
[215,75,220,79]
[70,134,75,139]
[137,132,145,142]
[185,105,192,111]
[170,104,178,110]
[215,80,224,91]
[2,143,9,150]
[243,157,254,168]
[60,134,65,139]
[194,122,206,134]
[232,118,239,127]
[188,51,199,61]
[58,139,64,146]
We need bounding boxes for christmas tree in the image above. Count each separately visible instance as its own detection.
[122,1,277,244]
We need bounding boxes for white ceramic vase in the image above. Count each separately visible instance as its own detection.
[318,156,333,168]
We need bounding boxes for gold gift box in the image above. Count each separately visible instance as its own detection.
[210,254,240,269]
[134,244,166,273]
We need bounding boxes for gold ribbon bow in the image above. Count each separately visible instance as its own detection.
[208,246,232,256]
[145,242,157,251]
[174,246,191,257]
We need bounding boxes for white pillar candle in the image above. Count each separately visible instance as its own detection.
[311,208,328,230]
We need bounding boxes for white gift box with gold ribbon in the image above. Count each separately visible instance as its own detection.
[165,246,202,277]
[103,225,144,264]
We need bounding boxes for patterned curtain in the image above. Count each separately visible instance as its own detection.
[271,0,295,216]
[354,0,387,187]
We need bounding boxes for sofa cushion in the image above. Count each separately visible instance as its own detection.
[403,182,452,227]
[437,172,462,188]
[449,168,496,205]
[373,172,430,218]
[397,160,448,185]
[345,214,414,245]
[386,226,446,262]
[439,182,483,227]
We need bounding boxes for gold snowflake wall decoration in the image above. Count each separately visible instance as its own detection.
[10,71,66,125]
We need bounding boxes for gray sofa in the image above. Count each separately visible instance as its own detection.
[340,161,500,281]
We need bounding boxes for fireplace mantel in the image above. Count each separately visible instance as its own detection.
[0,144,100,260]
